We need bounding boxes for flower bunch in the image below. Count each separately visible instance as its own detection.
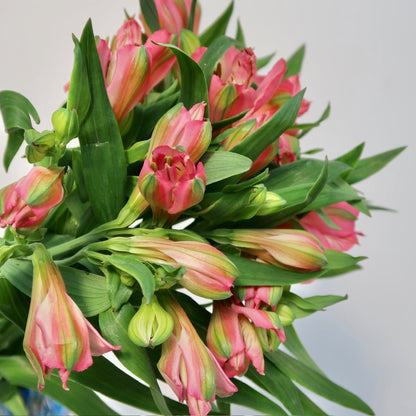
[0,1,404,416]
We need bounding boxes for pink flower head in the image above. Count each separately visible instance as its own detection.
[299,202,362,252]
[23,244,120,390]
[147,102,211,162]
[0,166,64,234]
[141,0,201,36]
[209,47,257,123]
[158,294,237,416]
[275,133,299,166]
[96,18,175,121]
[115,235,237,299]
[138,145,206,216]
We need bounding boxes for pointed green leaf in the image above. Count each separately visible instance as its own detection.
[285,44,306,78]
[77,20,127,223]
[298,390,329,416]
[335,142,365,169]
[256,53,276,70]
[139,0,160,32]
[199,1,234,46]
[267,350,374,415]
[202,151,252,185]
[235,19,246,45]
[231,90,305,161]
[296,103,331,139]
[0,277,29,330]
[321,250,366,278]
[187,0,198,31]
[347,146,406,184]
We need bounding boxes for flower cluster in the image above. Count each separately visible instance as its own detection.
[0,1,403,416]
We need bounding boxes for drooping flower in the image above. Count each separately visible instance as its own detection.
[299,202,362,252]
[208,228,327,272]
[138,145,206,217]
[23,244,120,390]
[141,0,201,36]
[147,102,211,162]
[158,292,237,416]
[103,234,238,299]
[0,166,64,234]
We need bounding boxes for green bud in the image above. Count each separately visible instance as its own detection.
[120,273,136,287]
[276,304,295,326]
[52,108,79,141]
[128,295,174,348]
[255,327,281,352]
[257,191,286,216]
[234,185,267,220]
[179,29,201,56]
[24,129,56,163]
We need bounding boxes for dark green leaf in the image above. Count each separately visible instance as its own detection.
[285,44,306,78]
[0,277,29,330]
[187,0,198,31]
[335,142,365,169]
[267,350,374,415]
[0,382,27,416]
[199,1,234,46]
[346,146,406,184]
[211,110,248,131]
[77,20,127,223]
[297,103,331,139]
[158,43,208,113]
[202,151,252,185]
[99,305,171,415]
[298,390,329,416]
[231,91,305,161]
[0,90,40,170]
[228,255,324,286]
[198,36,242,87]
[235,19,245,45]
[139,0,160,32]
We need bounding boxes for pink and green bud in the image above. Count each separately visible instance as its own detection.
[23,244,120,390]
[158,293,236,416]
[147,102,211,162]
[141,0,201,36]
[275,134,299,166]
[138,145,206,217]
[24,130,56,163]
[255,327,281,352]
[235,285,283,310]
[298,202,362,252]
[52,108,79,142]
[102,234,238,300]
[0,167,64,234]
[209,228,327,272]
[128,295,174,347]
[113,17,142,50]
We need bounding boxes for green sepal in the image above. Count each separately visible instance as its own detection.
[139,0,160,33]
[199,1,234,46]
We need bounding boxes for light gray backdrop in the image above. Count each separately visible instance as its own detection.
[0,1,415,415]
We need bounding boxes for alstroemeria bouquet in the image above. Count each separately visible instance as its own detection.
[0,1,404,415]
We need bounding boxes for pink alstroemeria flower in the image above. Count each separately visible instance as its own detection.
[97,18,175,121]
[23,244,120,390]
[141,0,201,36]
[299,202,362,252]
[106,234,238,299]
[158,293,237,416]
[138,145,206,217]
[0,166,64,234]
[209,47,257,123]
[147,102,211,162]
[275,133,299,166]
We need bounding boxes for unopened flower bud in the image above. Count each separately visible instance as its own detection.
[52,108,79,142]
[179,29,201,56]
[276,304,295,326]
[234,185,267,220]
[24,129,56,163]
[255,327,281,352]
[257,191,286,216]
[128,295,174,348]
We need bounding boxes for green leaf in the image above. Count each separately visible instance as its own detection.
[228,255,324,286]
[202,151,252,185]
[199,1,234,46]
[158,43,208,113]
[335,142,365,169]
[0,90,40,170]
[0,277,29,330]
[346,146,406,184]
[0,385,27,416]
[67,36,91,123]
[198,36,242,87]
[231,90,305,161]
[221,378,289,415]
[322,250,366,278]
[284,325,325,375]
[285,44,306,78]
[126,139,150,164]
[298,390,329,416]
[235,19,245,45]
[0,355,118,416]
[187,0,198,31]
[211,110,247,131]
[77,20,127,223]
[256,53,276,70]
[267,350,375,415]
[297,103,331,139]
[139,0,160,32]
[0,259,111,317]
[99,305,172,415]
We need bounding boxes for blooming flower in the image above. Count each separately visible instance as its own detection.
[0,166,64,234]
[158,293,236,416]
[138,145,206,217]
[23,244,120,390]
[299,202,362,252]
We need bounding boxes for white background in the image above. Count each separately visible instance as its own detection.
[1,1,415,415]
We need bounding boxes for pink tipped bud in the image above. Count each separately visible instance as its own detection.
[0,166,64,234]
[113,17,142,50]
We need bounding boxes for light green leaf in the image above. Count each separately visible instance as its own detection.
[199,1,234,46]
[256,53,276,70]
[321,250,366,278]
[202,151,252,185]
